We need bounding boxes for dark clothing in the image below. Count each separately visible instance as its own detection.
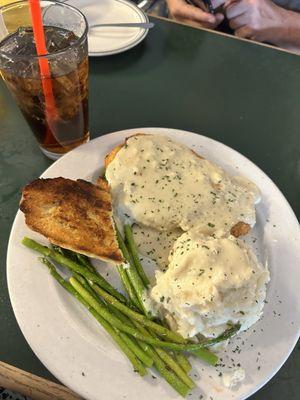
[274,0,300,11]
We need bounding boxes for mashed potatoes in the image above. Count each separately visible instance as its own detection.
[151,232,270,338]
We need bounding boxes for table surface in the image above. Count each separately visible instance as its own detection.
[1,16,299,400]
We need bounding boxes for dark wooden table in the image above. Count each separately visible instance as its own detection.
[1,16,299,399]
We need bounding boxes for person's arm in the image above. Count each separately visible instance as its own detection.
[166,0,225,29]
[225,0,300,52]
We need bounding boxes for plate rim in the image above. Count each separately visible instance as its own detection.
[7,127,300,400]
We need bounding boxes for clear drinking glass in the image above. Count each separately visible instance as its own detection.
[0,0,89,160]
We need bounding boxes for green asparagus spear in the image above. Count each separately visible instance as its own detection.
[72,273,99,299]
[106,304,152,357]
[93,281,195,388]
[30,239,221,357]
[90,282,186,343]
[75,244,206,369]
[120,226,218,366]
[24,236,187,344]
[115,228,148,314]
[40,258,146,376]
[76,253,97,274]
[174,353,192,374]
[153,346,194,389]
[44,257,190,396]
[91,284,153,368]
[133,320,195,389]
[70,277,183,346]
[120,229,200,372]
[50,244,77,262]
[76,274,152,367]
[74,238,212,367]
[144,346,190,397]
[42,259,152,369]
[33,244,220,397]
[129,319,191,397]
[132,318,191,396]
[73,247,142,310]
[190,348,218,366]
[118,332,153,368]
[73,248,142,311]
[124,225,150,287]
[117,264,142,310]
[54,246,97,275]
[23,237,126,303]
[85,281,239,352]
[107,299,191,396]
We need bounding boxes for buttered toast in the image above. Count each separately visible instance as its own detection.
[20,177,123,264]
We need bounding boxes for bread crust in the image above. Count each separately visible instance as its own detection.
[104,133,147,167]
[20,177,123,264]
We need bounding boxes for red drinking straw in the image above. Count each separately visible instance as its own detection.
[28,0,57,122]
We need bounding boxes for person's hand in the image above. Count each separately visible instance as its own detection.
[224,0,287,42]
[167,0,225,29]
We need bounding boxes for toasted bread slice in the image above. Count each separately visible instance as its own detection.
[104,143,124,168]
[20,177,123,264]
[104,134,251,237]
[104,133,150,167]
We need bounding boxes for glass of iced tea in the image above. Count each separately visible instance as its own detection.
[0,0,89,160]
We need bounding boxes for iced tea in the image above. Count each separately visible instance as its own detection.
[0,1,89,159]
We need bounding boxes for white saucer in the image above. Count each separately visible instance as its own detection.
[67,0,150,56]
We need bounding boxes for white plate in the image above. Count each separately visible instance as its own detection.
[66,0,150,56]
[7,128,300,400]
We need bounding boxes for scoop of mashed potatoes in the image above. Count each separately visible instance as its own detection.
[151,232,270,338]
